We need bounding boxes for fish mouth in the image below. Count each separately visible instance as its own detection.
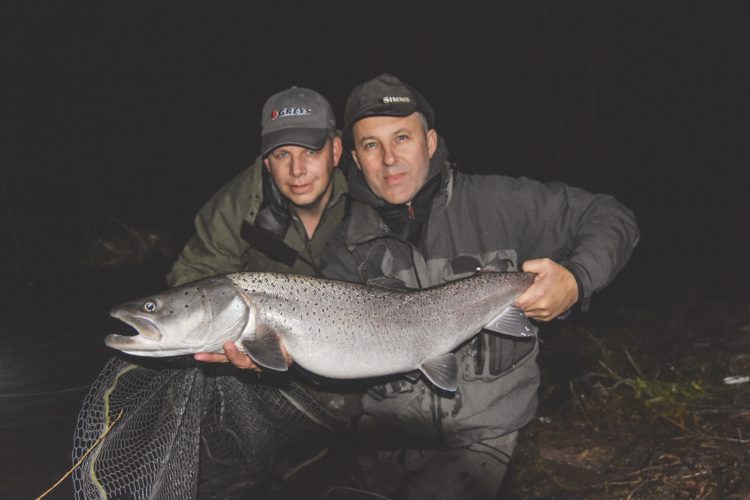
[109,310,163,342]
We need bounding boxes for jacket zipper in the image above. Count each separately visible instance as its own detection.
[407,202,415,220]
[291,214,321,276]
[409,242,423,290]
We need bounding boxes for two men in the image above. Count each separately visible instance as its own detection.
[319,73,639,498]
[173,75,638,498]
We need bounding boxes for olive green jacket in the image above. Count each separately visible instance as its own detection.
[167,156,348,286]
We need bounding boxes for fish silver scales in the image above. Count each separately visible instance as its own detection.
[106,271,537,391]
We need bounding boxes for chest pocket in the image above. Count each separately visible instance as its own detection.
[441,251,535,380]
[460,333,536,381]
[356,243,390,283]
[356,241,418,288]
[440,251,518,282]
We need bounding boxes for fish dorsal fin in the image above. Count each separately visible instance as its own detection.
[484,305,538,338]
[242,324,288,371]
[367,277,410,291]
[420,353,458,392]
[479,258,512,273]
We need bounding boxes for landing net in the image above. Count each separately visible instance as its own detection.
[72,357,336,499]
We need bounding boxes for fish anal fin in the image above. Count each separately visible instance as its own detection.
[485,305,538,338]
[420,353,458,392]
[241,324,288,371]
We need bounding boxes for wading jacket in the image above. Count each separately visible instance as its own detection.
[322,138,639,447]
[167,156,348,286]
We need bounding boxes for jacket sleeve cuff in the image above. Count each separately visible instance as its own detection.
[559,261,590,315]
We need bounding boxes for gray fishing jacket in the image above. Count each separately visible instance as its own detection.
[322,137,639,447]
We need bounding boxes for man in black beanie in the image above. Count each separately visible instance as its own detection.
[322,73,640,498]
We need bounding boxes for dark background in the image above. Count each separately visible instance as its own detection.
[4,1,747,287]
[2,1,749,498]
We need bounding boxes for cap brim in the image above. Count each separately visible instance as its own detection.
[261,128,330,156]
[352,101,418,124]
[343,102,419,150]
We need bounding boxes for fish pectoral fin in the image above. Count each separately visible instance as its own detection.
[420,353,458,392]
[242,324,288,371]
[484,305,538,338]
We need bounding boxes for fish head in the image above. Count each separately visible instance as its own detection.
[105,276,252,356]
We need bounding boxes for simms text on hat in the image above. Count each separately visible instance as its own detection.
[343,73,435,148]
[381,96,412,104]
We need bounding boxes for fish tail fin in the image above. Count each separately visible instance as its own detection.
[484,305,538,337]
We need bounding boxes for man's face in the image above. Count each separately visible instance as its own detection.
[351,113,437,205]
[264,136,342,210]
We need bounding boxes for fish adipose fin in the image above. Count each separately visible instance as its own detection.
[484,305,538,337]
[420,353,458,392]
[242,324,288,371]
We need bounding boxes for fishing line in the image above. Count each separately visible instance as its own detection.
[0,385,90,398]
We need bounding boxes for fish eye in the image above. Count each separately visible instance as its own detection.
[143,300,157,313]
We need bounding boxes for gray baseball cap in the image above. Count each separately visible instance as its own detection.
[343,73,435,149]
[260,87,336,155]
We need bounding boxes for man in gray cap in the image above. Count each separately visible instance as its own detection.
[167,87,346,365]
[74,88,350,500]
[165,86,350,494]
[321,73,640,498]
[167,86,345,288]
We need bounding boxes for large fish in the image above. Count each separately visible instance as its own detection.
[105,271,537,391]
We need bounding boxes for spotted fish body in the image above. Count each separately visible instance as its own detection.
[106,271,537,391]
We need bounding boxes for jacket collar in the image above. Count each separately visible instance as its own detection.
[328,167,349,208]
[343,136,453,247]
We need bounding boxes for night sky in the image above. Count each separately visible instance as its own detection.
[3,1,748,300]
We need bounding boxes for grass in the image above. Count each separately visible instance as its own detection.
[503,283,750,499]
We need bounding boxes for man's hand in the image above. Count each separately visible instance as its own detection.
[516,258,579,321]
[194,340,293,371]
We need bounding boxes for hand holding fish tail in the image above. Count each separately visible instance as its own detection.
[194,341,294,371]
[516,258,579,321]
